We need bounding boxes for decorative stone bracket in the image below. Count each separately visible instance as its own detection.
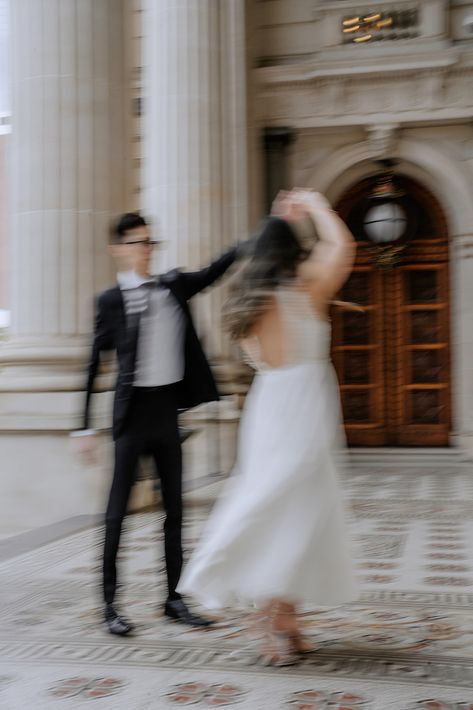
[365,123,400,160]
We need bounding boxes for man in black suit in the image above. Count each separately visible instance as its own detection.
[79,212,240,635]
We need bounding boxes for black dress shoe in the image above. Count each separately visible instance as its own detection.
[104,604,134,636]
[164,599,213,627]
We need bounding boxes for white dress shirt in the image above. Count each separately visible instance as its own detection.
[117,270,185,387]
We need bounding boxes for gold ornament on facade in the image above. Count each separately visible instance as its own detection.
[342,8,419,44]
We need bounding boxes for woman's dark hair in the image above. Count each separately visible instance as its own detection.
[249,216,310,284]
[223,216,310,341]
[111,212,148,243]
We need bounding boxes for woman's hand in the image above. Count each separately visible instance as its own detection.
[290,189,333,215]
[271,189,334,222]
[271,190,309,221]
[270,190,290,217]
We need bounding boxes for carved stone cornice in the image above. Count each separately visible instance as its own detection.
[256,52,460,87]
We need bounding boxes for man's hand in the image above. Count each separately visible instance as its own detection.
[70,430,99,466]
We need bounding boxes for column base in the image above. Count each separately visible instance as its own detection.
[0,337,117,536]
[449,431,473,460]
[0,430,111,538]
[0,336,114,430]
[211,357,253,404]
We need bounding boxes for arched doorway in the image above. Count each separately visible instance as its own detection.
[332,175,451,446]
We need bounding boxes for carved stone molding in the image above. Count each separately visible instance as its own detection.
[451,235,473,259]
[258,88,473,130]
[302,137,473,237]
[256,58,473,128]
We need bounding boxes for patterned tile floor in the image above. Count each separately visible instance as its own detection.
[2,462,473,709]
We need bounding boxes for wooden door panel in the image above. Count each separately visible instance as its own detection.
[332,268,386,445]
[332,262,450,446]
[396,264,450,445]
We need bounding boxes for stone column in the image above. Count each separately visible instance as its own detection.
[141,0,250,480]
[0,0,128,534]
[8,0,126,343]
[451,235,473,454]
[0,0,8,115]
[0,0,10,317]
[141,0,249,360]
[0,0,128,407]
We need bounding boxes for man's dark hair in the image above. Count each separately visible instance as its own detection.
[111,212,148,243]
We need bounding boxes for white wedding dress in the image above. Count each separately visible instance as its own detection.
[178,287,359,609]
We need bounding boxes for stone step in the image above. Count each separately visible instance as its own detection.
[349,447,471,467]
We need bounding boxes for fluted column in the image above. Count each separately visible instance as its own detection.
[9,0,126,342]
[0,0,128,420]
[0,0,129,534]
[142,0,249,359]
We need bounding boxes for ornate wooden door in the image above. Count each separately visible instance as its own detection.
[332,177,451,446]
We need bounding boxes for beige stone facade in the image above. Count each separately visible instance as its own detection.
[252,0,473,449]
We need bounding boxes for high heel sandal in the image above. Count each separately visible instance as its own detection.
[254,612,299,667]
[272,609,316,656]
[289,631,316,655]
[258,624,300,667]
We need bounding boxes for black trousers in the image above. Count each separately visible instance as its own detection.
[103,385,183,605]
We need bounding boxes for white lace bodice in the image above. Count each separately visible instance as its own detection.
[243,287,331,371]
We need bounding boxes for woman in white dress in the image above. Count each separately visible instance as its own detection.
[178,189,359,664]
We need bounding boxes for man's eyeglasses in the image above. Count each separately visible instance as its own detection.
[123,239,160,248]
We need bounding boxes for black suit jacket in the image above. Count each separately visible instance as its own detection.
[83,246,238,440]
